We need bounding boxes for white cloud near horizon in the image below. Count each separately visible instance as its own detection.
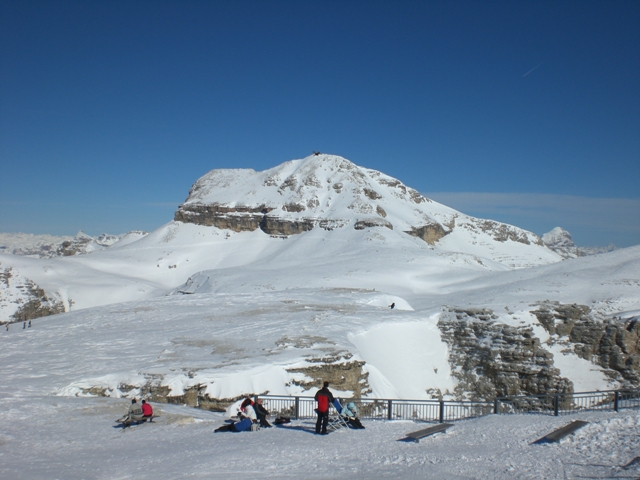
[425,192,640,247]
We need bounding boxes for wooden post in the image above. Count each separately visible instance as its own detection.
[554,395,559,416]
[494,398,499,414]
[439,400,445,423]
[294,396,299,420]
[614,391,620,412]
[387,400,392,420]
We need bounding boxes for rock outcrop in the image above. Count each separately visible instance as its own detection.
[405,223,448,245]
[438,308,573,400]
[77,354,370,412]
[0,267,65,323]
[533,302,640,386]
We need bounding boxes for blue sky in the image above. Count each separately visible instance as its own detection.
[1,0,638,247]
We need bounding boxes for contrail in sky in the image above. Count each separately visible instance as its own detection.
[522,61,544,77]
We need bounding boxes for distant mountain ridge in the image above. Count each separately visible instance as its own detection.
[542,227,617,259]
[0,231,148,258]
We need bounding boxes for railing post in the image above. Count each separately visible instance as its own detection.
[439,400,445,423]
[554,395,559,416]
[614,390,620,412]
[387,400,392,421]
[294,396,299,420]
[494,398,499,414]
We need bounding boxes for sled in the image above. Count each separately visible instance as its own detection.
[400,423,453,443]
[116,414,157,428]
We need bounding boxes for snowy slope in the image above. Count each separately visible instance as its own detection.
[1,247,639,478]
[3,246,638,404]
[0,154,560,319]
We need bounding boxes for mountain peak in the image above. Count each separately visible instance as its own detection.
[542,227,575,248]
[176,153,433,233]
[171,154,557,268]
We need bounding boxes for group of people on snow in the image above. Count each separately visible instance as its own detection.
[215,396,275,432]
[121,382,364,434]
[215,381,364,435]
[121,398,154,427]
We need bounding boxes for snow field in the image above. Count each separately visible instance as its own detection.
[0,395,637,479]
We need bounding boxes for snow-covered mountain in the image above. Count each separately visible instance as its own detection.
[0,154,561,320]
[0,230,148,258]
[542,226,617,259]
[1,154,638,409]
[174,154,553,267]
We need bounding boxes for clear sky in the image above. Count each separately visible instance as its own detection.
[1,0,639,247]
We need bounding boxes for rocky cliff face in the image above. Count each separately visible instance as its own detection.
[438,308,573,400]
[533,302,640,386]
[0,267,65,323]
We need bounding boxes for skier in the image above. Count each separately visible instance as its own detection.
[314,381,334,435]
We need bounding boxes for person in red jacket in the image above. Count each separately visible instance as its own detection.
[141,400,153,421]
[314,381,334,435]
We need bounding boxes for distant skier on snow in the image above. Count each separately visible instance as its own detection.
[389,303,395,309]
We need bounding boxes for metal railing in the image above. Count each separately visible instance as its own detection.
[496,388,640,416]
[256,388,639,423]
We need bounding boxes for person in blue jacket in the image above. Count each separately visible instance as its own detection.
[341,402,365,429]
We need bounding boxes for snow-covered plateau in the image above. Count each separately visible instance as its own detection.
[1,154,639,478]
